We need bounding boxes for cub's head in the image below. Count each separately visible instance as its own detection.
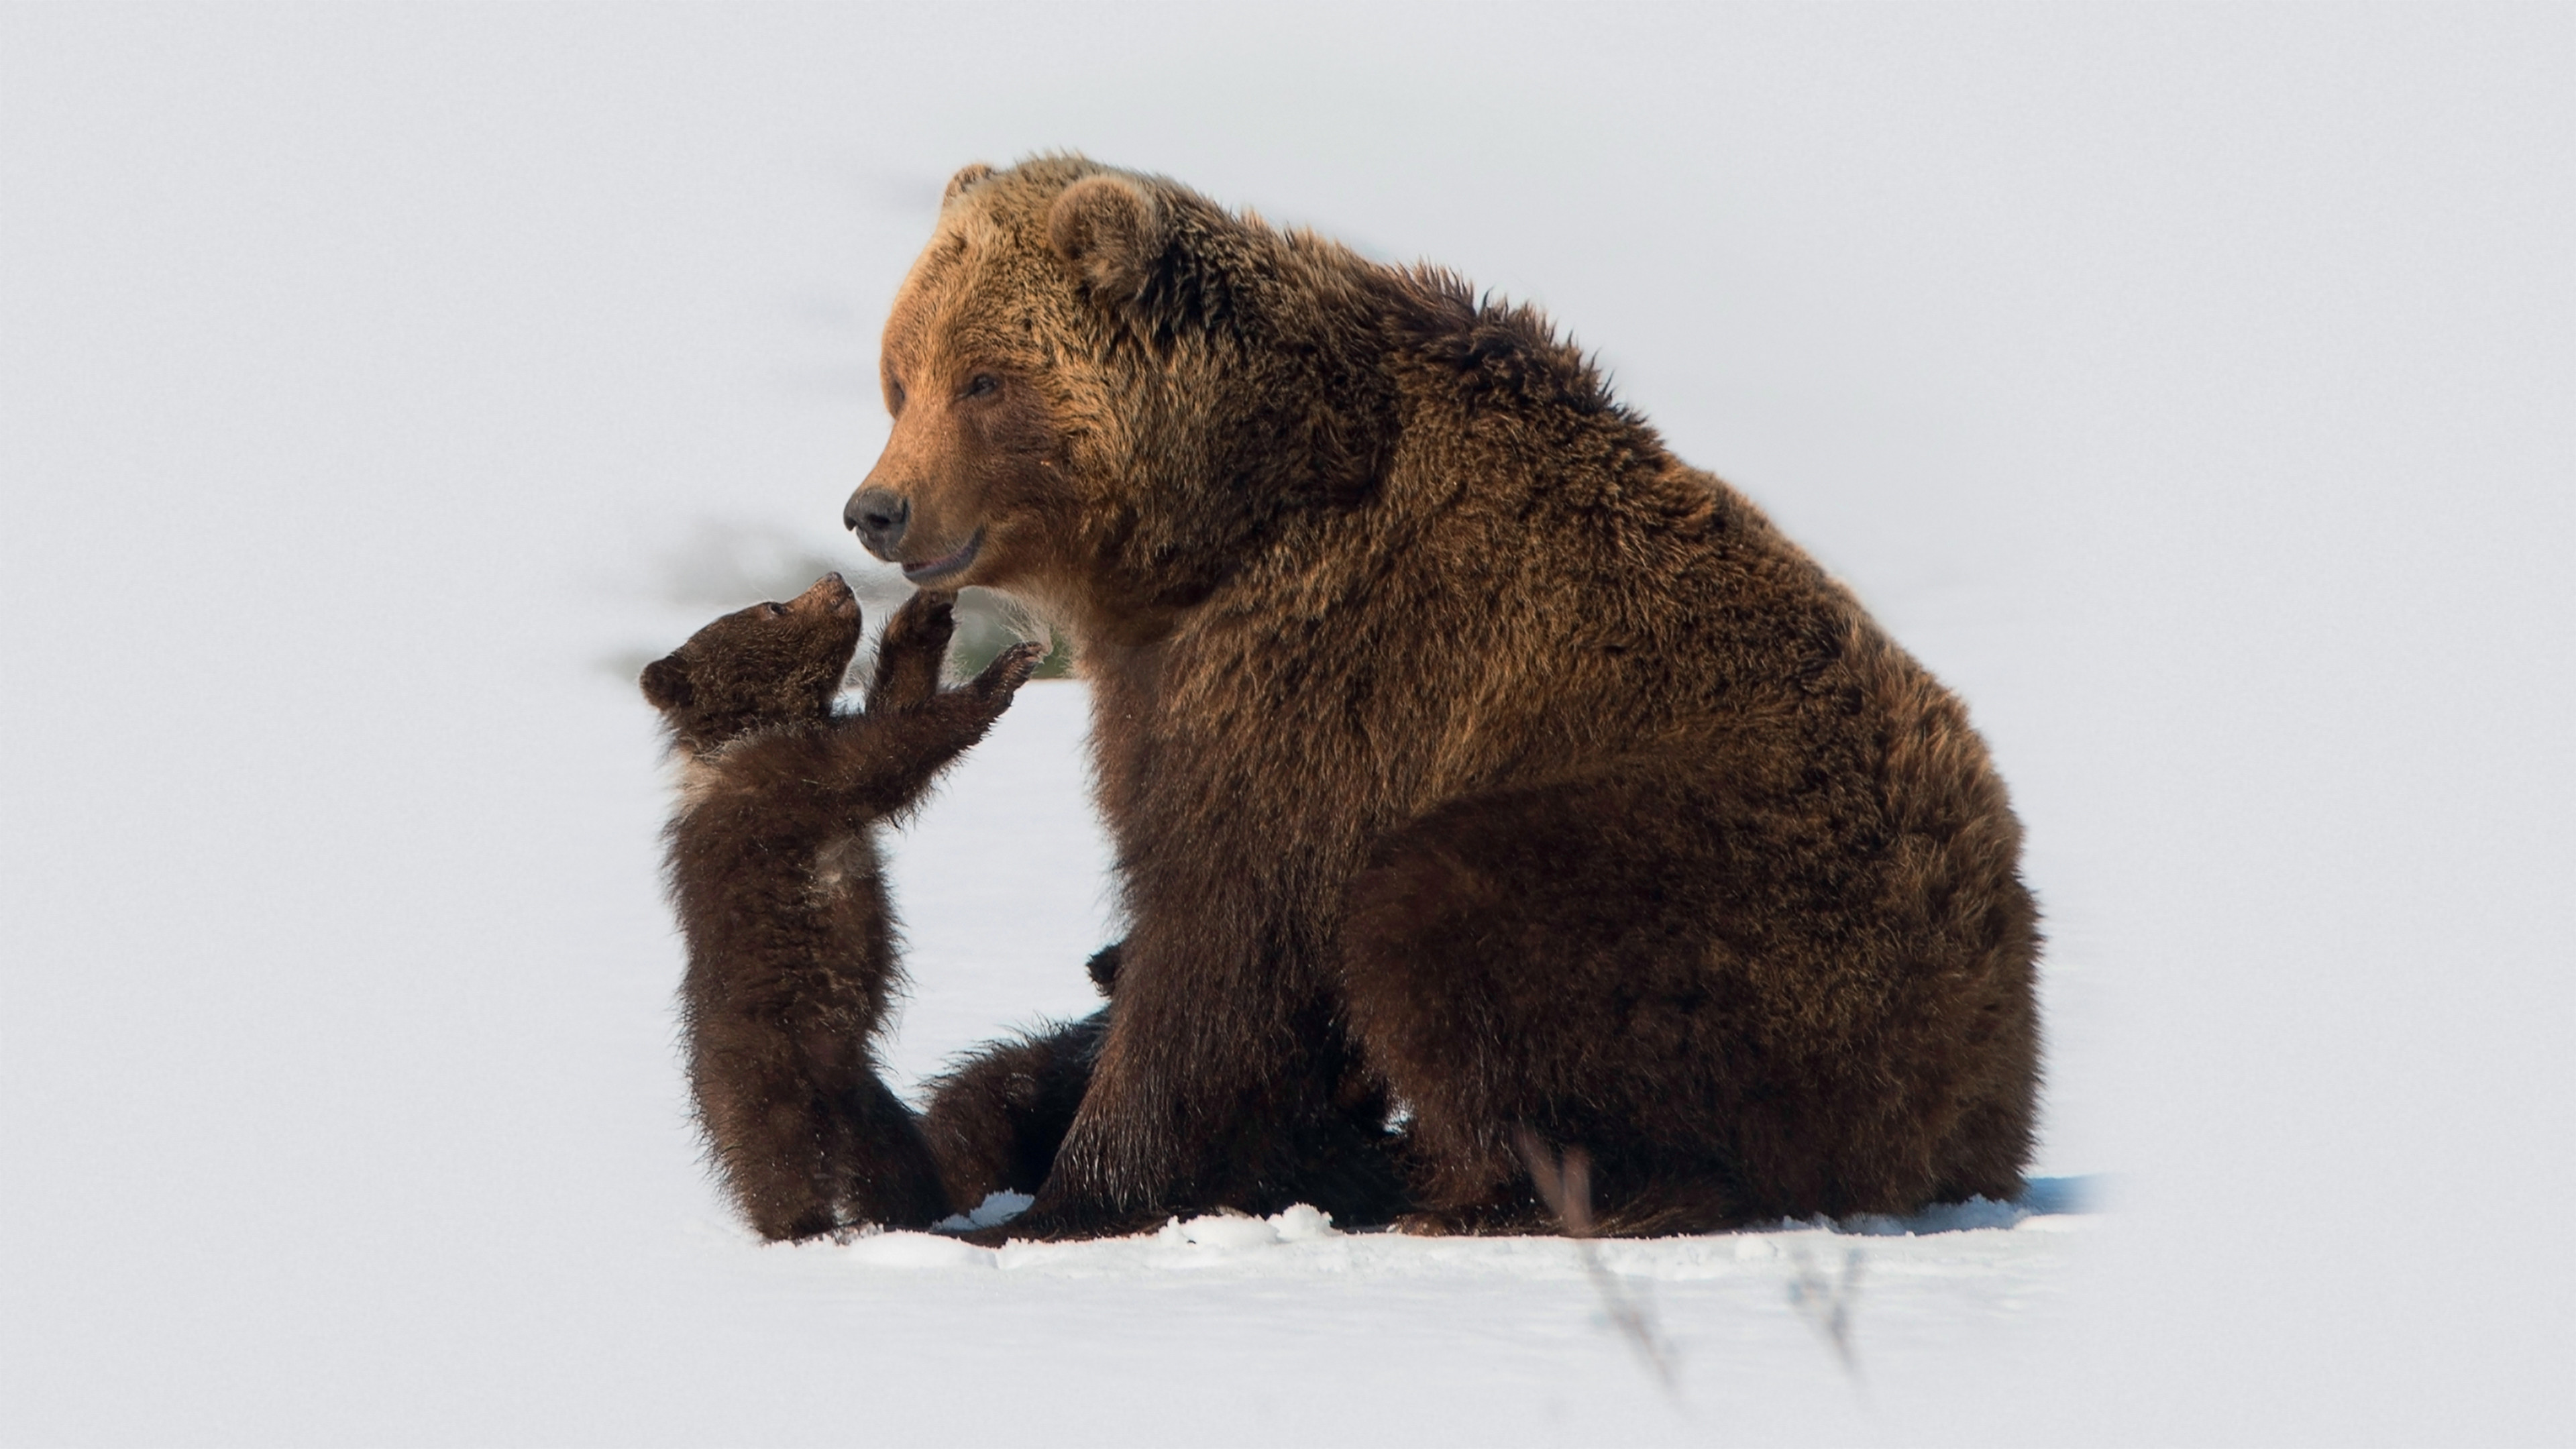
[640,573,862,755]
[845,156,1393,642]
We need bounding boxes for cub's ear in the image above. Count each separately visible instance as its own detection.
[639,655,694,712]
[943,162,994,208]
[1049,173,1167,305]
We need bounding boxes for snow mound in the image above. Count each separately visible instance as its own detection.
[931,1189,1034,1232]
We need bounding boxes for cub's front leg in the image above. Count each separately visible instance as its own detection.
[794,591,1046,823]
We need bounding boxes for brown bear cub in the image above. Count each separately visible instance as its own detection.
[641,574,1042,1240]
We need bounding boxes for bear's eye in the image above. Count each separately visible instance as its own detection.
[885,376,906,414]
[962,372,1001,400]
[763,602,788,617]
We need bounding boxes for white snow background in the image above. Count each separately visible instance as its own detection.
[3,5,2570,1444]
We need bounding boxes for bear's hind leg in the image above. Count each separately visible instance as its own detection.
[1340,769,1843,1236]
[692,1029,950,1239]
[918,1011,1109,1214]
[692,1061,854,1240]
[836,1073,957,1229]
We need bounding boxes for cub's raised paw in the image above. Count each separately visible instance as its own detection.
[866,590,959,714]
[969,640,1049,704]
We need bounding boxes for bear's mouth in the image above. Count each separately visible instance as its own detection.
[901,529,984,585]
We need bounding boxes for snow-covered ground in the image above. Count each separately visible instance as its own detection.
[5,5,2571,1445]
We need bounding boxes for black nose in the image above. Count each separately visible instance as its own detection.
[845,487,910,558]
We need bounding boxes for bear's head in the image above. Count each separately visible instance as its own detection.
[641,572,863,755]
[844,156,1395,645]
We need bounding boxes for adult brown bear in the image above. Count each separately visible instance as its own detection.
[853,156,2041,1238]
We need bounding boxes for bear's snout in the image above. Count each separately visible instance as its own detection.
[845,486,909,559]
[792,572,857,619]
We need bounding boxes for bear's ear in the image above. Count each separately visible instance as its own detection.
[943,162,994,209]
[1049,174,1167,305]
[639,655,694,712]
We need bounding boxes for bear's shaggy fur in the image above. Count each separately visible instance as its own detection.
[643,575,1042,1239]
[918,1008,1108,1211]
[857,156,2042,1238]
[911,941,1129,1210]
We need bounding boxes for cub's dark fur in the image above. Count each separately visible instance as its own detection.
[643,574,1041,1239]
